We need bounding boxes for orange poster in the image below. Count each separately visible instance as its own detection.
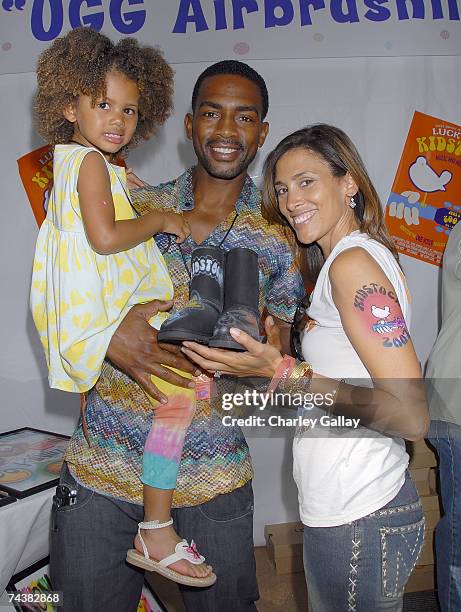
[385,111,461,267]
[17,144,53,227]
[18,145,127,228]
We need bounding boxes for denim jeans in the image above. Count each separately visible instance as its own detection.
[50,463,258,612]
[303,472,425,612]
[172,481,259,611]
[428,420,461,612]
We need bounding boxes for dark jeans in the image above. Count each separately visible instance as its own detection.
[50,463,258,612]
[428,420,461,612]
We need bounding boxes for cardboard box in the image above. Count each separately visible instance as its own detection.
[408,440,437,469]
[428,467,437,492]
[405,564,435,593]
[264,521,304,575]
[418,530,434,566]
[410,467,431,496]
[419,492,441,530]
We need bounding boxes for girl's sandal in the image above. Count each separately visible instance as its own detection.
[126,518,217,587]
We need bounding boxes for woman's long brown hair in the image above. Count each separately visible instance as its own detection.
[262,124,399,284]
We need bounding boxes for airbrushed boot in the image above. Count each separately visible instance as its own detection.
[208,248,261,351]
[157,246,225,345]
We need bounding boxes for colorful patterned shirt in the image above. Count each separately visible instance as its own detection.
[65,168,304,507]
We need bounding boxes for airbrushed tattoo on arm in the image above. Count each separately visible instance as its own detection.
[353,283,410,349]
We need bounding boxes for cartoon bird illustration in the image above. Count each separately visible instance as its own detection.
[409,156,452,205]
[371,305,390,325]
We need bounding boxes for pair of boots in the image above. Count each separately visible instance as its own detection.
[158,247,260,351]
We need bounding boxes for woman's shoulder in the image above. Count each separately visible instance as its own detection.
[333,233,396,266]
[329,244,381,283]
[329,234,401,285]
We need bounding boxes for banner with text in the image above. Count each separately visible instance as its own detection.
[1,0,461,76]
[385,111,461,267]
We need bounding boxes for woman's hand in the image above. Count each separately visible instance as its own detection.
[181,317,284,378]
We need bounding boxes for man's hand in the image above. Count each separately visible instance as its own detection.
[106,301,199,403]
[126,168,146,190]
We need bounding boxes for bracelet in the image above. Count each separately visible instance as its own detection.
[267,354,296,394]
[280,361,313,394]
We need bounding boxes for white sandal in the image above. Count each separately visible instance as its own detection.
[126,519,217,587]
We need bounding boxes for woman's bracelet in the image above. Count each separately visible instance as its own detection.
[266,354,296,394]
[281,361,313,395]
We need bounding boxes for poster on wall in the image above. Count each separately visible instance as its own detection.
[385,111,461,267]
[17,144,53,227]
[1,0,460,76]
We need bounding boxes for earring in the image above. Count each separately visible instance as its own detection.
[349,196,356,209]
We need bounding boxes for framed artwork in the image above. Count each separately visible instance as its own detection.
[6,559,166,611]
[6,557,57,612]
[0,489,17,507]
[0,428,69,498]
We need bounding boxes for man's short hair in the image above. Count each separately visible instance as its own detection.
[191,60,269,120]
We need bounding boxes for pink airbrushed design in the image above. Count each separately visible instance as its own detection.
[2,42,12,51]
[440,30,450,39]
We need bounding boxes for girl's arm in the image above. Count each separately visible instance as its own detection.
[181,248,429,441]
[78,152,188,255]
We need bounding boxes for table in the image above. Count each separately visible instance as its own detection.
[0,489,53,593]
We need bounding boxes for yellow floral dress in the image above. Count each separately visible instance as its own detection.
[30,144,173,393]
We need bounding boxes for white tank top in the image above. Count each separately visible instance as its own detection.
[293,231,410,527]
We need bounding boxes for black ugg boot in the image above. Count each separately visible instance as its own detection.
[208,248,261,351]
[157,246,225,345]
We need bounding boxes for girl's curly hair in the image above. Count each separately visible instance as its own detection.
[35,27,174,149]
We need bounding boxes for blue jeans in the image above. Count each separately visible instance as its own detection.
[50,463,258,612]
[428,420,461,612]
[303,473,424,612]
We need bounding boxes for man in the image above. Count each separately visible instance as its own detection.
[426,219,461,612]
[50,60,304,611]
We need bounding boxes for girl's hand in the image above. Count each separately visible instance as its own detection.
[182,319,284,378]
[161,212,191,243]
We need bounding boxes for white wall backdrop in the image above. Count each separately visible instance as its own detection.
[1,54,460,544]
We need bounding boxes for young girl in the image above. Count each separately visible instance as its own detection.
[30,27,215,587]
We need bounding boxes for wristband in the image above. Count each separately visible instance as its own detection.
[267,354,296,394]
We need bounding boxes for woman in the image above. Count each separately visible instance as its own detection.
[182,124,429,611]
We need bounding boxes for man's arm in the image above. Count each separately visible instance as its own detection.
[106,301,198,403]
[270,316,291,355]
